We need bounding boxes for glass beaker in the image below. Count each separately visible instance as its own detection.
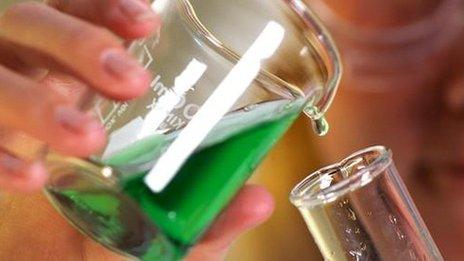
[290,146,443,261]
[32,0,341,260]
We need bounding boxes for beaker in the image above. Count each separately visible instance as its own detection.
[290,146,443,261]
[3,0,341,260]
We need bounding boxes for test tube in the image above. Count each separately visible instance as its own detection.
[290,146,443,261]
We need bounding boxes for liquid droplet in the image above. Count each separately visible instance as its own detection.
[312,117,329,136]
[345,228,352,234]
[303,106,329,136]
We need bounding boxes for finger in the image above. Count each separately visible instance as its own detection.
[39,71,91,106]
[186,185,275,261]
[0,2,151,100]
[0,65,106,157]
[46,0,160,39]
[0,151,47,192]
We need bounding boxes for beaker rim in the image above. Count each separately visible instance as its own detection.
[289,145,392,208]
[173,0,342,121]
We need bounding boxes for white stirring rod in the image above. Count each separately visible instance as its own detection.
[144,21,285,192]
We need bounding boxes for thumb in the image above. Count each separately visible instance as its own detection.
[186,184,274,261]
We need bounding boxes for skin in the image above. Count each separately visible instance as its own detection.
[313,0,464,260]
[0,1,274,260]
[0,185,273,261]
[2,0,463,260]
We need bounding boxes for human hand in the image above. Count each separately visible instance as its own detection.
[0,0,159,192]
[185,185,274,261]
[0,184,274,260]
[0,2,275,260]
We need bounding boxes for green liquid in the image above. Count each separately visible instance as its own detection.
[123,110,298,246]
[46,104,299,260]
[48,189,179,260]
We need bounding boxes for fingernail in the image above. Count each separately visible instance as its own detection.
[102,49,147,80]
[0,152,24,176]
[120,0,157,21]
[55,107,103,134]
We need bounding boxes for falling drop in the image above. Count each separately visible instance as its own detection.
[312,117,329,136]
[303,106,329,136]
